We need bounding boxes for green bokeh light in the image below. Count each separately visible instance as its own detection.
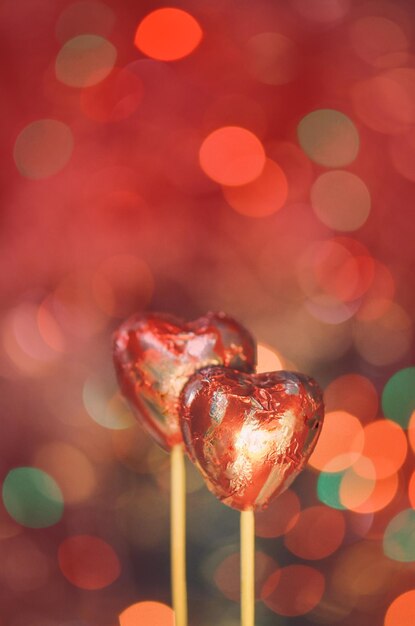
[317,471,346,510]
[2,467,64,528]
[383,509,415,562]
[297,109,360,168]
[382,367,415,428]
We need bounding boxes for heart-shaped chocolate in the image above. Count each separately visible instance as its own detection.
[113,312,256,450]
[180,366,324,510]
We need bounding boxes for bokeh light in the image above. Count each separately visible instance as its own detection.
[55,34,117,87]
[37,299,66,352]
[308,410,364,472]
[297,109,359,167]
[338,459,377,511]
[2,302,61,372]
[222,158,288,217]
[317,470,345,510]
[298,237,375,304]
[2,468,63,528]
[350,16,408,68]
[262,565,325,616]
[14,120,73,180]
[356,420,407,479]
[311,171,371,231]
[319,467,399,516]
[357,261,396,321]
[256,342,283,374]
[199,126,266,186]
[324,374,378,424]
[344,471,399,514]
[0,497,21,541]
[58,535,121,589]
[33,442,96,504]
[385,591,415,626]
[383,509,415,562]
[382,367,415,428]
[134,8,202,61]
[83,376,135,429]
[351,68,415,134]
[284,506,345,559]
[119,601,174,626]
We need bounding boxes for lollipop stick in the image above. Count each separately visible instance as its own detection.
[241,509,255,626]
[171,444,187,626]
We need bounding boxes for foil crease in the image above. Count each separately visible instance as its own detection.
[112,312,256,450]
[180,366,324,510]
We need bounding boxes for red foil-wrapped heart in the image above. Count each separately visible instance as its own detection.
[180,366,324,511]
[113,312,256,450]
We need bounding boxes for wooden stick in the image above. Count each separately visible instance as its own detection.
[171,444,187,626]
[241,509,255,626]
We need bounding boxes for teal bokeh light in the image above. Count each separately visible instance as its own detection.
[382,367,415,428]
[2,467,64,528]
[317,471,346,510]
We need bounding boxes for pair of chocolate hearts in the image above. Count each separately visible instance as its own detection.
[113,312,324,511]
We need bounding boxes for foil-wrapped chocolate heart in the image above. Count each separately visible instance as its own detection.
[180,366,324,510]
[113,312,256,450]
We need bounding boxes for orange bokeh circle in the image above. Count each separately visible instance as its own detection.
[222,158,288,217]
[356,420,407,479]
[134,8,202,61]
[385,590,415,626]
[119,601,174,626]
[199,126,266,186]
[345,471,399,514]
[308,410,364,472]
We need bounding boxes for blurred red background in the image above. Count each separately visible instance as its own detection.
[1,0,415,625]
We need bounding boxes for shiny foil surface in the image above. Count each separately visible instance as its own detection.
[180,366,324,510]
[113,312,256,450]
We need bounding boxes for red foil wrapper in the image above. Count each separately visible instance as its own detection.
[113,312,256,450]
[180,366,324,511]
